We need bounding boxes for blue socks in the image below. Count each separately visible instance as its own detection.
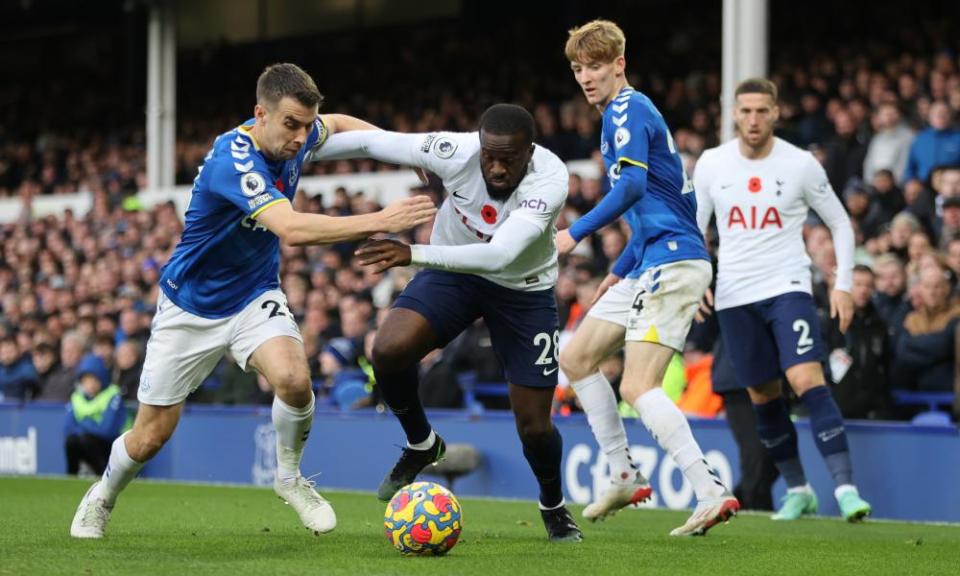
[753,396,807,488]
[801,386,853,487]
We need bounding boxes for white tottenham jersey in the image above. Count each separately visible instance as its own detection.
[694,137,854,310]
[418,132,568,291]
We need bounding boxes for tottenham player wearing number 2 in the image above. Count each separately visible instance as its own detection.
[556,20,738,537]
[309,104,581,542]
[70,63,436,539]
[694,78,872,522]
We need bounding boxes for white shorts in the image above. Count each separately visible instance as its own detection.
[588,260,711,351]
[137,289,303,406]
[586,278,639,327]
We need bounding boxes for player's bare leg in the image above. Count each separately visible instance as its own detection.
[372,308,447,501]
[560,317,651,521]
[620,341,738,536]
[784,362,870,521]
[249,336,336,535]
[508,382,582,542]
[71,402,182,538]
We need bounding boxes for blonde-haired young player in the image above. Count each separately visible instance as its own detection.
[694,78,871,522]
[556,20,739,536]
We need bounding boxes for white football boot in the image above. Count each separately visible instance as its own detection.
[582,470,653,521]
[669,492,740,536]
[274,475,337,535]
[70,482,113,539]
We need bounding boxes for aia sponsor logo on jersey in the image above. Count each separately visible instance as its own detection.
[727,205,783,229]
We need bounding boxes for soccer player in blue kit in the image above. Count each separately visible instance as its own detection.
[70,63,436,538]
[556,20,739,536]
[310,104,583,542]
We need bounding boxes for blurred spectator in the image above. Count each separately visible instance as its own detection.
[893,265,960,392]
[868,169,906,225]
[63,354,126,475]
[862,102,914,185]
[0,336,37,400]
[843,180,885,241]
[676,343,722,419]
[32,342,59,395]
[114,340,144,402]
[37,332,85,402]
[902,102,960,203]
[796,92,832,147]
[826,265,892,419]
[319,337,372,410]
[824,108,869,193]
[872,254,912,343]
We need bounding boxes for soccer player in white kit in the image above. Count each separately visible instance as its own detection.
[310,104,583,542]
[694,78,872,522]
[69,63,436,539]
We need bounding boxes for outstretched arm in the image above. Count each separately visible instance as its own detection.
[256,196,436,247]
[355,214,542,274]
[307,130,427,168]
[567,164,647,242]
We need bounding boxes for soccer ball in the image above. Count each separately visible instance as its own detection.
[384,481,462,556]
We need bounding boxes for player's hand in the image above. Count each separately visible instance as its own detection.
[556,228,578,255]
[694,287,714,323]
[379,195,436,233]
[830,289,854,334]
[591,273,621,306]
[355,239,412,273]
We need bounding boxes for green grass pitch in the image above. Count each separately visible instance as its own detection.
[1,477,957,575]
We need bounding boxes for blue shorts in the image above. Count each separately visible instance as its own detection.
[394,269,559,388]
[716,292,825,389]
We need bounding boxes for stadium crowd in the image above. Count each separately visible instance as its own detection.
[2,17,960,423]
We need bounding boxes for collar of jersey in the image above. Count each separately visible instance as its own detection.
[604,85,634,114]
[237,122,262,151]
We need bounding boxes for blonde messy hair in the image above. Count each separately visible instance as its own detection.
[565,19,625,64]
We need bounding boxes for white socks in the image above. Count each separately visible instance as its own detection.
[95,432,144,506]
[633,388,725,500]
[273,393,315,484]
[571,372,635,482]
[408,430,437,451]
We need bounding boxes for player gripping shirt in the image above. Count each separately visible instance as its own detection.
[568,85,711,349]
[141,117,327,405]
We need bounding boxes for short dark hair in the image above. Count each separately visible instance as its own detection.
[256,63,323,109]
[853,264,874,276]
[479,104,536,145]
[735,78,779,103]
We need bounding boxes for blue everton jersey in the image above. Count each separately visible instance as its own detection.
[159,117,327,318]
[601,86,708,277]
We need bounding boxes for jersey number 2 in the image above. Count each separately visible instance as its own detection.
[262,299,291,319]
[793,319,815,355]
